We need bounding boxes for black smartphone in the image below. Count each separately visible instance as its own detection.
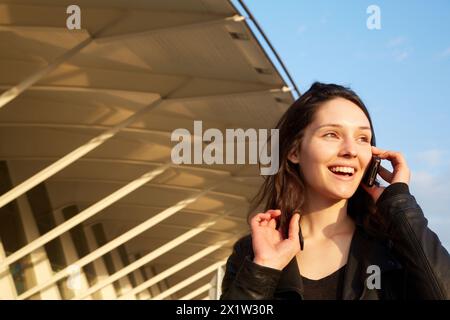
[363,156,381,187]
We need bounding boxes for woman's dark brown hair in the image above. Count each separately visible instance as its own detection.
[249,82,386,241]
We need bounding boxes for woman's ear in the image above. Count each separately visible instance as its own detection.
[288,146,300,164]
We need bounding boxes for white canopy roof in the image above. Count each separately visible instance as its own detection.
[0,0,297,299]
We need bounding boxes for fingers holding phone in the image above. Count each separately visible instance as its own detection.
[370,146,410,185]
[361,146,411,203]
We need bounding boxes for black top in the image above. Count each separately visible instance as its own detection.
[301,264,347,300]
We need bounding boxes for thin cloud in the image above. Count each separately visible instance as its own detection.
[387,37,411,61]
[387,36,407,48]
[439,47,450,58]
[319,15,329,24]
[393,49,410,61]
[297,25,307,34]
[410,170,450,250]
[416,149,446,167]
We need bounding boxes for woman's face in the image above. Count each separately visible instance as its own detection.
[289,97,373,201]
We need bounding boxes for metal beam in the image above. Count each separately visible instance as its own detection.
[43,202,247,226]
[0,117,277,158]
[0,118,268,141]
[179,283,212,300]
[116,239,233,300]
[83,225,117,299]
[16,183,221,300]
[49,177,248,203]
[215,264,224,300]
[0,84,158,97]
[150,260,226,300]
[74,214,235,299]
[0,98,163,209]
[0,12,129,110]
[97,220,244,237]
[0,164,169,271]
[0,83,285,210]
[1,157,261,183]
[0,25,89,33]
[0,36,93,110]
[0,242,17,299]
[0,123,174,138]
[0,85,289,107]
[95,15,245,44]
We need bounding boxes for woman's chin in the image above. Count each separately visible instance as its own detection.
[328,187,358,200]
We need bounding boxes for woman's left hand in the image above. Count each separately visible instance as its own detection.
[361,146,411,203]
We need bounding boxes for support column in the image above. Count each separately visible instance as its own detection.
[0,241,17,299]
[131,254,150,300]
[146,266,161,298]
[83,226,117,299]
[14,194,60,299]
[52,208,92,300]
[215,265,224,300]
[110,249,136,299]
[151,260,225,300]
[180,283,212,300]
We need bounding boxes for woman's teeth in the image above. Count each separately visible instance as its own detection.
[329,166,355,175]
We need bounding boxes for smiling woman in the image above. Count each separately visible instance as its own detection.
[220,82,450,300]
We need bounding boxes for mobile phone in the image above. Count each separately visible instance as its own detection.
[363,156,381,187]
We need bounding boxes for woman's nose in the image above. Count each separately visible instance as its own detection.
[339,139,357,158]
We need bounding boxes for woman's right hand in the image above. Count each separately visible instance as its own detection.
[251,210,301,270]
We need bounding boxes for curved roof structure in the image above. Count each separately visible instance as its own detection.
[0,0,297,299]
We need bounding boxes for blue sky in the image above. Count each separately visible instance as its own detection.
[237,0,450,249]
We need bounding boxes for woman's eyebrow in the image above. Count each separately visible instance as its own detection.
[315,124,371,131]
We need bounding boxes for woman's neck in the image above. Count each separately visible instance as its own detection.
[299,192,355,240]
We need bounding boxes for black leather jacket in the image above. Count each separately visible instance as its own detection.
[220,183,450,300]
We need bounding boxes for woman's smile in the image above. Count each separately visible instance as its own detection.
[328,167,357,181]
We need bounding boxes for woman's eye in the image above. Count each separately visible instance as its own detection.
[324,132,338,138]
[359,136,370,142]
[323,133,370,142]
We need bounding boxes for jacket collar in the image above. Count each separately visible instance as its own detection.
[274,225,403,299]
